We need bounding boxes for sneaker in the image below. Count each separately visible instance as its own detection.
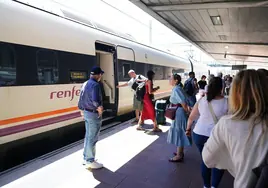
[84,161,103,169]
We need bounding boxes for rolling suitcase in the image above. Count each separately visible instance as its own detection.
[155,100,167,125]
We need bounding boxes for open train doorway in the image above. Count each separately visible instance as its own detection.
[95,42,117,119]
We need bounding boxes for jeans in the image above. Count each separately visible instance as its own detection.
[188,95,197,107]
[193,132,224,188]
[83,111,102,162]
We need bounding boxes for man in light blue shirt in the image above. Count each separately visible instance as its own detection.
[78,66,104,169]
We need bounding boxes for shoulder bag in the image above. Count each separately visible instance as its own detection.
[208,102,218,124]
[165,104,181,120]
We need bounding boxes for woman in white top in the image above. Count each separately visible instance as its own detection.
[186,77,228,188]
[202,69,268,188]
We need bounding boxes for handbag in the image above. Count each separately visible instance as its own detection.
[165,104,181,120]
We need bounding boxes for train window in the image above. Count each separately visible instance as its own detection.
[135,62,146,76]
[163,67,173,80]
[122,63,131,79]
[0,43,16,86]
[152,65,164,80]
[37,50,58,84]
[118,60,134,81]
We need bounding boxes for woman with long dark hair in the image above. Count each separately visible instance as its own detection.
[167,74,191,162]
[186,77,228,188]
[137,70,162,132]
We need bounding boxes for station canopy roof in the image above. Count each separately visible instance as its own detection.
[129,0,268,67]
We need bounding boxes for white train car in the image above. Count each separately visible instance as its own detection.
[0,0,206,153]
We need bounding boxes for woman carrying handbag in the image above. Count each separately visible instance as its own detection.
[166,74,191,162]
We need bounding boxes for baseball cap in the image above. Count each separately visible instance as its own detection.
[128,70,135,74]
[90,66,104,75]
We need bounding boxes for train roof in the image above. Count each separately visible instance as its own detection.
[1,0,191,69]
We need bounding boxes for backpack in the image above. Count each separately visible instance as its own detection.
[131,75,141,91]
[136,83,146,101]
[184,78,194,96]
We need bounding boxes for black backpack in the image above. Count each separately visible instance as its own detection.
[131,75,142,91]
[136,83,146,101]
[184,78,194,96]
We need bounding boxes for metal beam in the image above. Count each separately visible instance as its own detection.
[214,59,268,64]
[149,1,268,11]
[207,64,232,67]
[209,52,268,59]
[194,41,268,46]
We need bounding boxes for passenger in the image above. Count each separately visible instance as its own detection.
[224,76,232,96]
[186,77,228,188]
[137,70,162,132]
[202,69,268,188]
[204,74,214,94]
[184,71,197,107]
[198,75,207,90]
[257,68,268,77]
[198,75,207,97]
[117,70,147,124]
[193,78,199,90]
[217,72,225,95]
[78,66,104,169]
[167,74,191,162]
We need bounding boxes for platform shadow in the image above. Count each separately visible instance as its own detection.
[91,167,126,188]
[89,130,234,188]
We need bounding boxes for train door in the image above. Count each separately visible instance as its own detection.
[95,42,117,119]
[116,46,135,115]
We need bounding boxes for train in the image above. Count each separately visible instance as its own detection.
[0,0,208,160]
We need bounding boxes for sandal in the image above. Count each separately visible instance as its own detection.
[131,119,139,124]
[169,153,184,163]
[136,126,145,131]
[152,127,162,132]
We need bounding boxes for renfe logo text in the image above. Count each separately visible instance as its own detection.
[50,86,81,101]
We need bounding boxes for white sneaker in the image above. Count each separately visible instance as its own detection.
[84,161,103,169]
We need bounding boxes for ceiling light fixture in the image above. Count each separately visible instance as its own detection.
[225,46,229,49]
[219,35,227,40]
[210,16,223,25]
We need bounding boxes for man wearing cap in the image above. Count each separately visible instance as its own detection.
[78,66,104,169]
[117,70,147,124]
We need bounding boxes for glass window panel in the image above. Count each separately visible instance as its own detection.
[37,50,58,84]
[0,43,16,86]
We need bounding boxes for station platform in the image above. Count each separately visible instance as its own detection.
[0,119,234,188]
